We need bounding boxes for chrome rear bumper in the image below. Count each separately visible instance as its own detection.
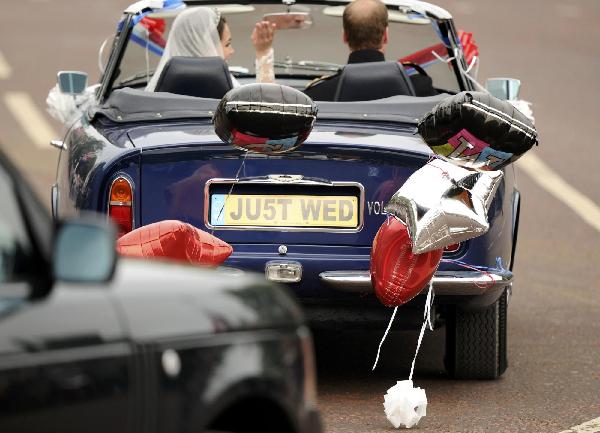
[319,270,513,296]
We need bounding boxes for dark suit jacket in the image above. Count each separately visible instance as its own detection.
[304,49,436,101]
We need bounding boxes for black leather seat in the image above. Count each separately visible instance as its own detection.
[154,56,233,99]
[334,61,416,101]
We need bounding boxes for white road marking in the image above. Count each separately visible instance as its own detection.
[558,416,600,433]
[555,4,582,19]
[0,50,12,80]
[4,92,58,149]
[518,153,600,232]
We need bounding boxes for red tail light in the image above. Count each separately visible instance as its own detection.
[444,243,461,253]
[108,177,133,237]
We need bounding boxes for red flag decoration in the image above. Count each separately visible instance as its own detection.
[458,30,478,66]
[117,220,233,267]
[399,43,447,68]
[399,29,478,68]
[370,217,442,307]
[139,17,167,48]
[130,17,167,56]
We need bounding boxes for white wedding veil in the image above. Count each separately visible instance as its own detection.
[146,7,224,91]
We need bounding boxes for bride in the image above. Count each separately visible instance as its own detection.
[145,7,276,91]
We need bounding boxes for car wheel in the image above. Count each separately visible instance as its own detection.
[444,288,508,380]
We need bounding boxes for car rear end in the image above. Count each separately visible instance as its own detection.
[111,119,515,331]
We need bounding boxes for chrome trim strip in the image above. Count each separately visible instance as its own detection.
[109,200,132,206]
[319,271,372,293]
[50,139,67,150]
[319,270,513,296]
[204,177,365,233]
[51,183,59,220]
[226,102,313,108]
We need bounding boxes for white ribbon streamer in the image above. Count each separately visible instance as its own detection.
[372,306,398,371]
[376,282,434,429]
[372,280,435,372]
[410,281,434,380]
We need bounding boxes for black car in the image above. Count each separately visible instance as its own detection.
[0,150,321,433]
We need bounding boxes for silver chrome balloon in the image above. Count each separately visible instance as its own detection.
[384,159,503,254]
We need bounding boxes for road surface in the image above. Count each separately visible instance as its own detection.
[0,1,598,432]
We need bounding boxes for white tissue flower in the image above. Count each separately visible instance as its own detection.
[383,380,427,429]
[508,99,535,124]
[46,84,98,125]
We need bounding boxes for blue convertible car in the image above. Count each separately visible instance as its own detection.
[52,0,520,379]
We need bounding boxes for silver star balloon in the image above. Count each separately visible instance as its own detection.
[384,159,503,254]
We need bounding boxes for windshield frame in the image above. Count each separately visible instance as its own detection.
[99,13,135,102]
[99,0,472,102]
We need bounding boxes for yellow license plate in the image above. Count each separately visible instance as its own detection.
[210,194,358,228]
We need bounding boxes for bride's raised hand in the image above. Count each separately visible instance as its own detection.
[251,21,276,58]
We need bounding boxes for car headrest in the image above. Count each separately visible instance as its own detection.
[154,56,233,99]
[334,61,416,102]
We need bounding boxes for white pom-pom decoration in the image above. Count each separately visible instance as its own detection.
[383,380,427,429]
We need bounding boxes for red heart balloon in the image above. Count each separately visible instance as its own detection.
[117,220,232,267]
[371,217,442,307]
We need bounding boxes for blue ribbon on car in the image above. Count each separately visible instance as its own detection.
[430,20,453,49]
[115,0,184,56]
[117,0,185,32]
[129,32,164,57]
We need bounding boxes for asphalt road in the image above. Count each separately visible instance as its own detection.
[0,1,599,432]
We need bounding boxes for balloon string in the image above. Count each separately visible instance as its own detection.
[425,158,450,179]
[443,259,493,289]
[440,257,507,289]
[426,154,443,164]
[372,306,398,371]
[211,150,249,236]
[441,257,506,273]
[410,280,434,380]
[424,280,435,331]
[372,281,435,372]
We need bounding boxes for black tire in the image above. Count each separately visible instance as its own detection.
[445,288,508,379]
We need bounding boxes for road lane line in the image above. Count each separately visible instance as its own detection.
[3,92,58,149]
[517,153,600,232]
[558,416,600,433]
[0,50,12,79]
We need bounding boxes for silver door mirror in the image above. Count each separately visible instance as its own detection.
[263,12,313,29]
[57,71,88,95]
[53,216,116,283]
[485,78,521,101]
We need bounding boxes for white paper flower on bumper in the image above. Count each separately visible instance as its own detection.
[384,380,427,429]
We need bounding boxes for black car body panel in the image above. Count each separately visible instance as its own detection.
[0,149,321,432]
